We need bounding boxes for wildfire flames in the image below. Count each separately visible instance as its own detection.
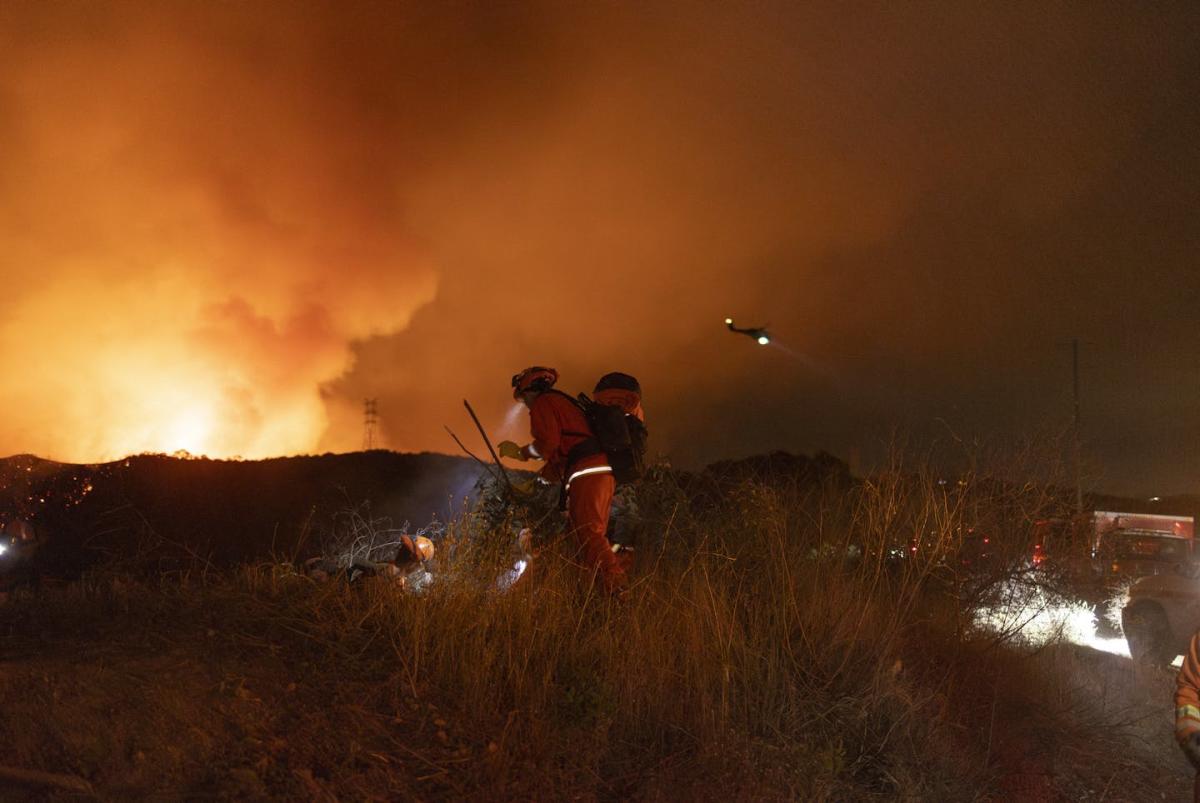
[0,267,436,461]
[2,3,1195,479]
[0,6,440,462]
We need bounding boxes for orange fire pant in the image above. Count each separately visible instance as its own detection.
[566,472,625,592]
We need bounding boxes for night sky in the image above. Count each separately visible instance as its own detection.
[1,2,1198,495]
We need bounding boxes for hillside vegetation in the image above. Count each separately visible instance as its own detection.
[0,454,1193,800]
[0,451,481,573]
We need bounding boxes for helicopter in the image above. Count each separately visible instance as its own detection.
[724,317,771,345]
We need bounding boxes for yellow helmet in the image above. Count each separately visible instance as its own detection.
[414,535,435,562]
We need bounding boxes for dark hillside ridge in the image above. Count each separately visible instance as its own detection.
[0,451,484,573]
[680,450,1199,522]
[2,449,1192,579]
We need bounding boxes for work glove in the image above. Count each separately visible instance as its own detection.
[510,478,538,497]
[497,440,526,461]
[1184,731,1200,772]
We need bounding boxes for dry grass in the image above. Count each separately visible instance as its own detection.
[0,458,1192,800]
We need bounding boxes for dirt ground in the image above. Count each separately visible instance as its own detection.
[0,586,490,801]
[993,644,1195,802]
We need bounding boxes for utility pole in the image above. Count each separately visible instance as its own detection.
[1071,339,1083,513]
[363,398,379,451]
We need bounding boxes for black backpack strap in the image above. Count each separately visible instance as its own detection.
[566,437,603,468]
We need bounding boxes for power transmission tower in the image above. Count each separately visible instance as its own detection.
[363,398,379,451]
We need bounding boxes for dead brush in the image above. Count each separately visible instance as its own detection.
[347,463,1004,797]
[319,502,410,566]
[1,440,1183,800]
[313,500,448,570]
[301,444,1073,797]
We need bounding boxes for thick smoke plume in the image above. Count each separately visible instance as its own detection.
[1,3,1197,491]
[0,3,444,459]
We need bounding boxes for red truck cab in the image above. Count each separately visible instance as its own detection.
[1033,510,1195,579]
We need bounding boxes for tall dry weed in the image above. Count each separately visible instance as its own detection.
[334,444,1080,797]
[7,438,1135,799]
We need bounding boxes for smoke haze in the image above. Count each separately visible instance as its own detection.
[1,3,1197,493]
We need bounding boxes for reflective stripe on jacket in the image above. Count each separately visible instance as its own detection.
[1177,632,1200,744]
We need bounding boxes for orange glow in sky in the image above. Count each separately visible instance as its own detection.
[2,2,1198,494]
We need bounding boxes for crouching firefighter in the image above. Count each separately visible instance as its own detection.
[497,367,626,594]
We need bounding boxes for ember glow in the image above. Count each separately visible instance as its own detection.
[0,265,435,460]
[0,4,439,461]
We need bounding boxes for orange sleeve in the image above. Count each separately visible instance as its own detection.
[528,397,561,474]
[1176,632,1200,743]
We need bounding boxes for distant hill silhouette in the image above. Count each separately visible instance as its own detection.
[2,449,1192,580]
[0,451,486,574]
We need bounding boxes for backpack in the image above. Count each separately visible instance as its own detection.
[574,392,648,485]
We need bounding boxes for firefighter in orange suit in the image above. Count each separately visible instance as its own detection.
[591,372,644,571]
[497,367,626,594]
[1175,631,1200,800]
[592,372,644,422]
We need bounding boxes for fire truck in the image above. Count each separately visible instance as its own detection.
[1032,510,1196,661]
[1033,510,1195,580]
[1122,569,1200,665]
[1100,511,1200,665]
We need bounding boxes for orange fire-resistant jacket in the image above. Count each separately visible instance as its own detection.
[593,388,644,422]
[1176,632,1200,746]
[522,391,607,483]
